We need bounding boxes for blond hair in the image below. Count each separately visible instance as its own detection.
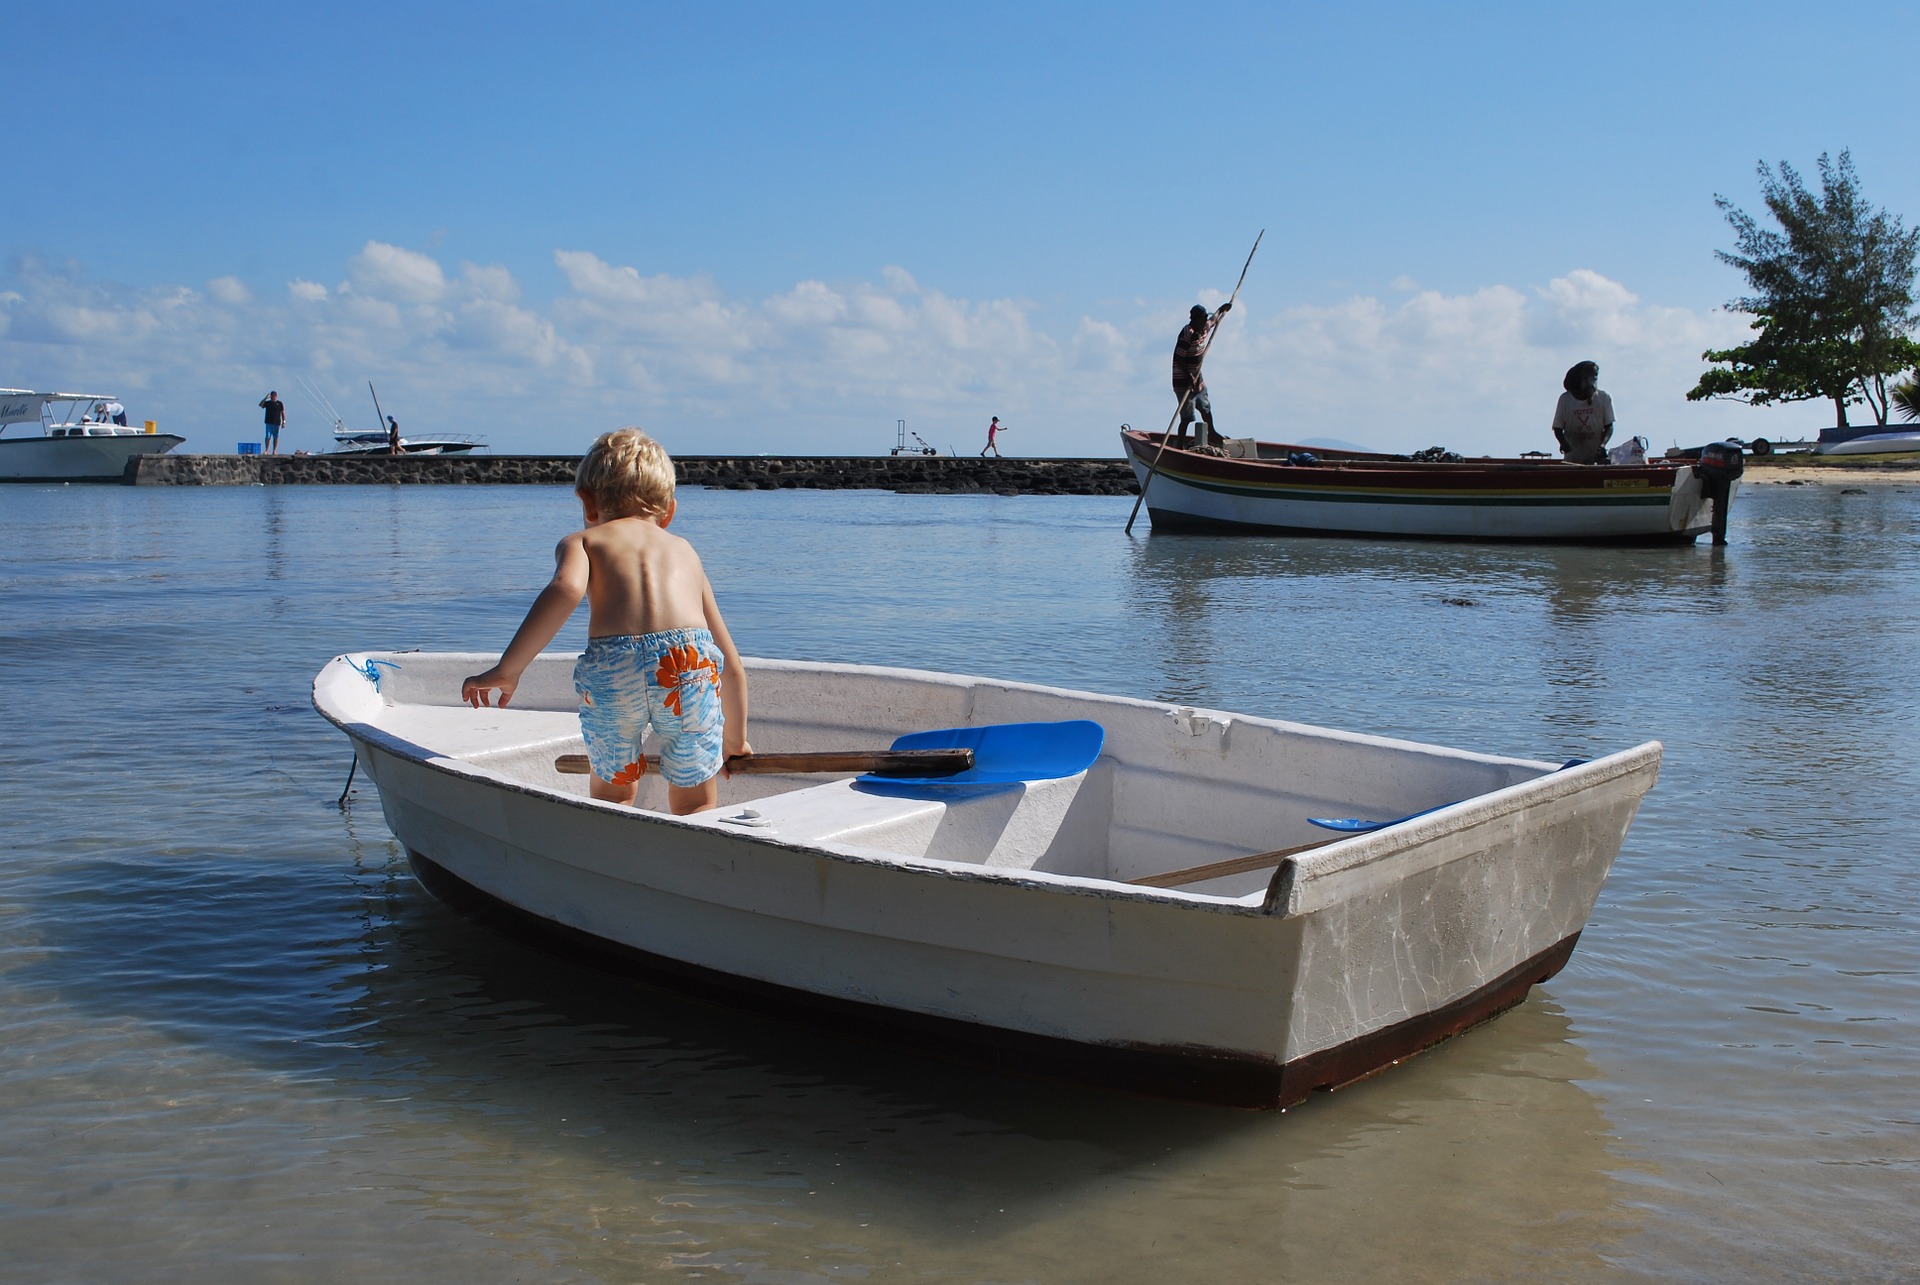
[575,427,676,518]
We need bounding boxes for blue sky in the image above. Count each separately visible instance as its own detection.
[5,1,1916,457]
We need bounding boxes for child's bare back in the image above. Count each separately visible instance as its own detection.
[460,428,748,816]
[574,516,713,639]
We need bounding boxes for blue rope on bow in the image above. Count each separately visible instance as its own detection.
[351,657,400,691]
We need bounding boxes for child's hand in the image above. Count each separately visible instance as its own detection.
[461,667,518,708]
[722,739,754,778]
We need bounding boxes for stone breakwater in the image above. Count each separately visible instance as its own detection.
[125,453,1140,495]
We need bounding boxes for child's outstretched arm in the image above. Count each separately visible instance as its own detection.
[701,576,751,762]
[461,534,590,708]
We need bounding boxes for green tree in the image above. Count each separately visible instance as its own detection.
[1688,151,1920,429]
[1893,373,1920,422]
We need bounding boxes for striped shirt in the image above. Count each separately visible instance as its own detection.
[1171,317,1215,391]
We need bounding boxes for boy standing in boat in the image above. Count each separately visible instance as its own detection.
[460,428,750,815]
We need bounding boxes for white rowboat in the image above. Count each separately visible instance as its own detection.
[314,651,1659,1107]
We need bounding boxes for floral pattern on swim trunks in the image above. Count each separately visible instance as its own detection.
[655,643,722,730]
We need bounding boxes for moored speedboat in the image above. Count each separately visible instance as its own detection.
[294,377,487,456]
[326,429,487,456]
[0,389,183,482]
[1122,428,1739,544]
[314,651,1659,1108]
[1813,425,1920,457]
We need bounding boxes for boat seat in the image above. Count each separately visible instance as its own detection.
[390,703,583,764]
[705,767,1110,875]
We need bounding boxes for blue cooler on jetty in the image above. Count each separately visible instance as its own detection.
[237,442,261,455]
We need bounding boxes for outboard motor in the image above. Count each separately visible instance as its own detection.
[1693,441,1745,545]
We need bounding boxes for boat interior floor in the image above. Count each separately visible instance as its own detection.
[400,703,1114,879]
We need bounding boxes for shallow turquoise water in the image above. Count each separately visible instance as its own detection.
[1,480,1915,1281]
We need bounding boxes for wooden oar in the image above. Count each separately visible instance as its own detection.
[1127,835,1335,889]
[1124,228,1265,535]
[554,748,974,778]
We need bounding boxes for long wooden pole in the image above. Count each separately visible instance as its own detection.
[555,748,975,778]
[1124,230,1264,535]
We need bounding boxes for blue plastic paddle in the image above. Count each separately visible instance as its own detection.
[1308,759,1589,833]
[858,719,1106,788]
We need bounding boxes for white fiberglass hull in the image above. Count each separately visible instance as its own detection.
[0,432,184,481]
[314,652,1659,1106]
[1815,429,1920,457]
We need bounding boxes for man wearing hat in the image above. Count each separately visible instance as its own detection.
[1171,300,1231,447]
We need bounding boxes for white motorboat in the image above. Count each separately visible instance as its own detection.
[326,428,488,457]
[313,651,1660,1108]
[1813,425,1920,456]
[293,377,486,457]
[0,389,183,482]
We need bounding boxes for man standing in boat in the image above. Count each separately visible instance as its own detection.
[259,391,286,455]
[1551,361,1613,464]
[1171,301,1231,447]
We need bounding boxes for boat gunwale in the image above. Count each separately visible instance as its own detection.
[1119,428,1690,488]
[315,653,1650,918]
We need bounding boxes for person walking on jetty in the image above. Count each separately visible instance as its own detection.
[259,391,286,455]
[1551,361,1614,464]
[980,416,1007,457]
[387,416,401,455]
[1172,301,1231,447]
[461,428,751,816]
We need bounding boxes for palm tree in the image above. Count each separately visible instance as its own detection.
[1895,373,1920,422]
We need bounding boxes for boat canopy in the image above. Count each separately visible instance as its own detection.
[0,390,120,428]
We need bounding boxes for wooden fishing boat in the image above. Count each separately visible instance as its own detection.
[1122,428,1738,543]
[314,651,1660,1108]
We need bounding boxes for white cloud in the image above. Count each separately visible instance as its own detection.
[0,251,1811,457]
[461,262,520,303]
[208,276,252,305]
[347,241,447,303]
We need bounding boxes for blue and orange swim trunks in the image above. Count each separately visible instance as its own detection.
[573,628,726,789]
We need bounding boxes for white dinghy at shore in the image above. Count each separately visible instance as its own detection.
[314,652,1659,1108]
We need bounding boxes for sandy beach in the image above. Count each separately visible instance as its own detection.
[1740,455,1920,485]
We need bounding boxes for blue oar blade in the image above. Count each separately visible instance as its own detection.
[1308,801,1450,833]
[859,720,1106,787]
[1308,761,1585,833]
[1306,816,1389,833]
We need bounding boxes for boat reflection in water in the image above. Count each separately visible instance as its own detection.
[20,809,1631,1280]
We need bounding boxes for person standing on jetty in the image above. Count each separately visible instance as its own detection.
[387,416,401,455]
[1552,361,1614,464]
[461,428,751,816]
[259,391,286,455]
[980,416,1007,456]
[1172,301,1231,447]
